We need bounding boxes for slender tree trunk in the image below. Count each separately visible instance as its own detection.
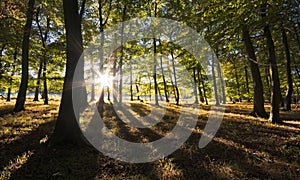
[244,65,251,102]
[197,64,204,103]
[130,58,133,101]
[90,57,96,102]
[7,52,17,102]
[34,60,43,101]
[198,65,208,105]
[36,7,50,105]
[153,41,159,105]
[97,1,106,108]
[264,24,281,123]
[159,40,169,102]
[7,86,11,102]
[136,84,140,100]
[43,55,48,105]
[282,25,293,111]
[217,60,226,104]
[112,52,118,103]
[212,54,220,105]
[118,5,126,104]
[193,67,199,104]
[14,0,35,112]
[48,0,87,146]
[171,51,179,105]
[34,7,44,102]
[0,43,7,79]
[242,24,268,118]
[107,86,110,101]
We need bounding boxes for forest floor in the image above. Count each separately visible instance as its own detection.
[0,98,299,179]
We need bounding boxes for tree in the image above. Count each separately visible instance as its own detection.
[35,5,50,104]
[281,24,293,111]
[14,0,35,112]
[48,0,87,146]
[242,25,268,118]
[261,4,281,123]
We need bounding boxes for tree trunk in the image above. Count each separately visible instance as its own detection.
[193,67,199,104]
[241,24,268,118]
[136,83,140,100]
[212,54,220,105]
[197,64,204,103]
[282,25,293,111]
[7,52,17,102]
[159,40,169,102]
[90,57,96,102]
[171,51,179,105]
[199,66,208,105]
[264,24,281,123]
[217,59,226,104]
[14,0,35,112]
[130,57,133,101]
[48,0,87,146]
[244,65,251,102]
[36,7,50,105]
[43,58,48,105]
[97,1,106,107]
[112,52,118,103]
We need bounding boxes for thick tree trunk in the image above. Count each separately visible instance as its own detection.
[282,25,293,111]
[48,0,87,146]
[264,25,281,123]
[242,25,268,118]
[14,0,35,112]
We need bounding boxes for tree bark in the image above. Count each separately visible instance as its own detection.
[48,0,87,146]
[282,25,293,111]
[212,54,220,105]
[244,65,251,102]
[197,64,205,103]
[217,59,226,104]
[118,5,126,104]
[171,51,179,105]
[241,25,268,118]
[7,51,17,102]
[159,40,169,102]
[193,67,199,104]
[264,24,281,123]
[34,60,43,101]
[14,0,35,112]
